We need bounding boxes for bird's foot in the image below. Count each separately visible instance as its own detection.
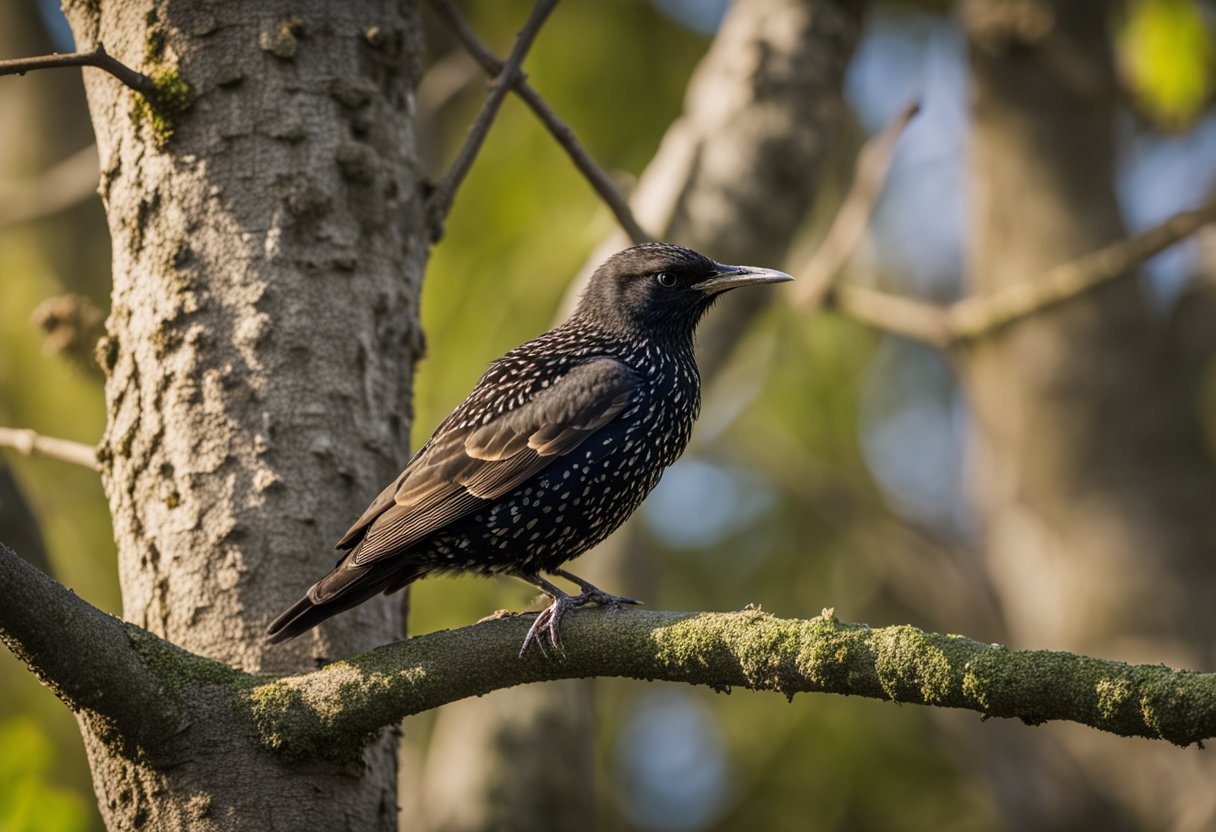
[571,586,641,609]
[519,591,578,659]
[517,571,644,658]
[551,568,642,610]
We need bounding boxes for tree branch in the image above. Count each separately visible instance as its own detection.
[792,101,1216,346]
[0,426,98,470]
[0,43,158,100]
[0,543,180,750]
[793,101,920,310]
[429,0,652,245]
[946,198,1216,341]
[832,283,951,346]
[814,199,1216,347]
[5,538,1215,766]
[425,0,559,242]
[248,606,1216,763]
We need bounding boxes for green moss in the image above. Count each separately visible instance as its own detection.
[127,627,247,699]
[872,625,954,705]
[131,69,195,148]
[796,617,861,691]
[1096,677,1133,721]
[144,28,166,63]
[164,491,181,509]
[248,675,378,764]
[243,654,436,764]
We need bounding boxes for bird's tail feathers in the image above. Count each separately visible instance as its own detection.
[265,564,421,644]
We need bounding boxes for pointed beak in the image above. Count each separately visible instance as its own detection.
[693,263,795,294]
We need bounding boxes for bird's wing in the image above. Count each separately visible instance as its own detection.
[339,357,640,566]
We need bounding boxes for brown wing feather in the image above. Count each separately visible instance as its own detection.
[344,358,639,566]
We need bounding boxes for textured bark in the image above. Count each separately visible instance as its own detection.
[961,0,1216,827]
[59,0,426,827]
[419,1,865,826]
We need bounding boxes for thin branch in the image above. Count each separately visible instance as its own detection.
[0,426,98,470]
[425,0,560,242]
[793,101,920,310]
[810,201,1216,348]
[0,43,158,100]
[832,283,951,346]
[248,607,1216,763]
[0,543,179,750]
[430,0,652,244]
[946,198,1216,341]
[791,100,1216,346]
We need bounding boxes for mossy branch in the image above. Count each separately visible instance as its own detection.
[247,607,1216,762]
[4,540,1215,767]
[0,543,179,752]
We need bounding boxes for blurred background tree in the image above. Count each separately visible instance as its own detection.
[2,0,1215,830]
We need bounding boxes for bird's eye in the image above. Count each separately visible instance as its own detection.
[656,272,676,288]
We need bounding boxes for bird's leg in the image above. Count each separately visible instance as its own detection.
[518,574,577,658]
[516,572,642,658]
[551,568,641,609]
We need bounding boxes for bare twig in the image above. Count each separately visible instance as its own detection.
[829,198,1216,347]
[0,144,99,227]
[798,126,1215,347]
[833,283,951,346]
[0,43,158,100]
[425,0,560,242]
[430,0,651,244]
[794,101,920,309]
[789,96,1216,345]
[946,199,1216,341]
[0,427,98,470]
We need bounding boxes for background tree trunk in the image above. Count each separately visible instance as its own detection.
[60,0,427,827]
[962,0,1216,826]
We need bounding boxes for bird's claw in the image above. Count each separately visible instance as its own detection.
[519,593,574,658]
[573,588,640,609]
[518,587,641,658]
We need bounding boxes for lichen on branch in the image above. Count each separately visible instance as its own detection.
[4,540,1215,768]
[245,607,1216,763]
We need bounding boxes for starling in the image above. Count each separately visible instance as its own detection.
[266,243,792,655]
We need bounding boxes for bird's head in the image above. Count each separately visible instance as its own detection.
[575,243,794,339]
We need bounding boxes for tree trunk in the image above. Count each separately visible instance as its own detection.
[962,0,1216,826]
[60,0,427,827]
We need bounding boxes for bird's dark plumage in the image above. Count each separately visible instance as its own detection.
[266,243,793,653]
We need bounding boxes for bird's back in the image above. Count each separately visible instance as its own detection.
[378,318,702,577]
